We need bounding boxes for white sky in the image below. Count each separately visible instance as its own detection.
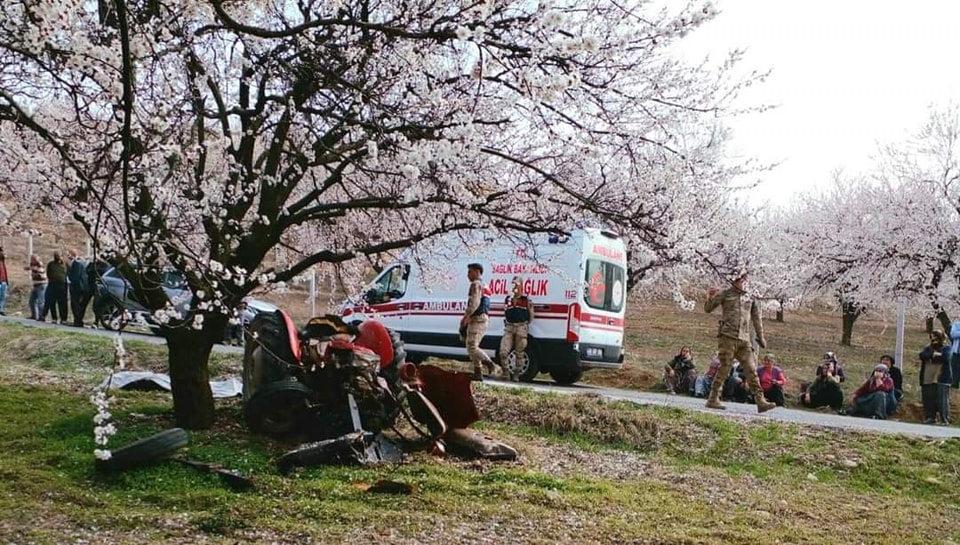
[674,0,960,207]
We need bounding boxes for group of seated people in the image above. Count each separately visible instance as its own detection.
[799,352,903,419]
[661,347,905,419]
[662,347,787,407]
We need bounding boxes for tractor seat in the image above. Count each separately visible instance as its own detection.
[300,314,360,341]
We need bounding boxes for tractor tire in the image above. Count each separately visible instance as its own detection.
[94,428,189,472]
[243,380,314,437]
[386,328,406,369]
[242,311,293,401]
[377,327,408,389]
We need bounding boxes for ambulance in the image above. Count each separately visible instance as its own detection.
[339,228,627,384]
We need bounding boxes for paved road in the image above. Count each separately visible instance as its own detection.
[3,315,958,439]
[484,378,960,439]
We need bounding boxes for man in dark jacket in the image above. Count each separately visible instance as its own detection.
[42,251,68,324]
[67,249,91,327]
[919,330,953,425]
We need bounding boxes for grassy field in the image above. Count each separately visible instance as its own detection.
[0,316,959,544]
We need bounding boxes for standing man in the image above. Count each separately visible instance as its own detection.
[66,249,91,327]
[918,329,953,425]
[703,270,777,413]
[0,244,8,316]
[460,263,498,381]
[26,254,47,320]
[43,251,68,324]
[500,275,534,382]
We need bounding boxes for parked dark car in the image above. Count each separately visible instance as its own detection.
[92,265,275,338]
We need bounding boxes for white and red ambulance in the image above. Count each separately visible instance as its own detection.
[339,228,627,384]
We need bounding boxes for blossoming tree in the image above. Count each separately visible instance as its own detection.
[785,103,960,345]
[0,0,755,428]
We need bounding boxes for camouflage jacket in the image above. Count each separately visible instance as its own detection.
[704,288,763,343]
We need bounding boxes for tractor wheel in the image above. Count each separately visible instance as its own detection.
[243,380,313,437]
[386,328,406,369]
[94,428,189,472]
[242,311,293,401]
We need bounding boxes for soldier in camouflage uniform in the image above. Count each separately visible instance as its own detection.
[461,263,499,381]
[704,271,777,413]
[500,275,534,382]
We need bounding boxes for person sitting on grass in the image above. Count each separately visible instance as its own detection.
[817,351,846,383]
[800,356,845,412]
[846,364,894,420]
[757,353,787,406]
[722,359,750,403]
[694,351,722,398]
[663,345,697,395]
[879,354,902,416]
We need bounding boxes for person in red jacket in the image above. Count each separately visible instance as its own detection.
[756,353,787,406]
[846,364,895,419]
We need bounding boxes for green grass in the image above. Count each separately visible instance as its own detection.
[1,321,960,543]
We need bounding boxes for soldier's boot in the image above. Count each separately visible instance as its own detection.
[704,366,730,410]
[755,396,777,413]
[747,375,777,413]
[471,364,484,382]
[705,390,726,410]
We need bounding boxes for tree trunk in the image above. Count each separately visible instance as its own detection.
[775,296,785,323]
[840,303,861,346]
[166,319,225,430]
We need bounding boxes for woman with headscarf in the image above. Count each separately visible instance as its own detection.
[918,329,953,425]
[846,364,895,420]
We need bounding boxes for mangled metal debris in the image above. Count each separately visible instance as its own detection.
[243,311,517,469]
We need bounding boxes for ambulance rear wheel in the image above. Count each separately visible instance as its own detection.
[549,367,583,385]
[515,345,540,383]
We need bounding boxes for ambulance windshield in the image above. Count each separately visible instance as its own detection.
[583,259,625,312]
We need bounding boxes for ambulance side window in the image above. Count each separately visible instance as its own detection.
[367,265,409,304]
[583,259,625,312]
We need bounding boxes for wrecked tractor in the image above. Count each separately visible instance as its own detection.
[242,310,510,471]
